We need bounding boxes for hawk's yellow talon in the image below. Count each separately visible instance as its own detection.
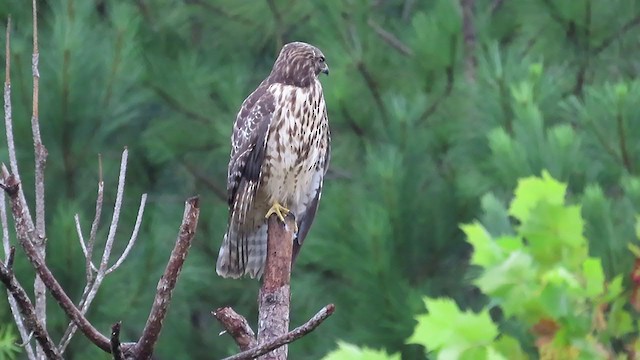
[265,202,291,222]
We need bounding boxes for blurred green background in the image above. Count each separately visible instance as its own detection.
[1,0,639,358]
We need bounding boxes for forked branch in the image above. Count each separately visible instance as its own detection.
[60,149,148,352]
[214,216,335,359]
[215,304,336,360]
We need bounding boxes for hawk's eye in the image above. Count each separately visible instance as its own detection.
[318,56,325,63]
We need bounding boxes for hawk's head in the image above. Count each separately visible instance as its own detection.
[270,42,329,87]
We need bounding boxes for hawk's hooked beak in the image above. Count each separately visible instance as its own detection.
[321,64,329,75]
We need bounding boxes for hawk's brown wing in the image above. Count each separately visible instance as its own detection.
[218,85,276,278]
[227,85,275,208]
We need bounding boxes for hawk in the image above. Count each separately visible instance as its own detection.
[216,42,331,279]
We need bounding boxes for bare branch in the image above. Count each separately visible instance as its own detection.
[133,196,200,359]
[0,254,61,360]
[257,215,296,359]
[213,307,257,351]
[81,148,128,310]
[100,148,128,274]
[74,214,98,273]
[367,18,413,57]
[59,157,105,352]
[87,154,105,283]
[0,170,112,352]
[60,150,133,352]
[107,193,147,274]
[110,322,124,360]
[223,304,336,360]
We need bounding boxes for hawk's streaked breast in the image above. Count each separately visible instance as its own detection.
[261,80,328,216]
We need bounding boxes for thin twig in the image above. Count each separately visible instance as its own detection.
[107,193,147,274]
[593,14,640,54]
[73,214,98,273]
[356,61,387,121]
[213,307,257,351]
[420,64,455,124]
[1,169,112,352]
[222,304,336,360]
[17,332,34,347]
[87,154,105,282]
[367,18,413,57]
[110,322,124,360]
[0,257,61,359]
[100,147,128,274]
[2,18,37,360]
[133,196,200,359]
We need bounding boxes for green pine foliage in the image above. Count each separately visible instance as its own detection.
[0,0,639,358]
[0,326,19,360]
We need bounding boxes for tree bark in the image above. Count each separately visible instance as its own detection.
[257,214,295,359]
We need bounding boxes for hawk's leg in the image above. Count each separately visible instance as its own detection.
[265,202,299,234]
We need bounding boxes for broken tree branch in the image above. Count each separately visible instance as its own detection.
[257,214,295,359]
[110,322,125,360]
[132,196,200,359]
[213,307,257,351]
[223,304,336,360]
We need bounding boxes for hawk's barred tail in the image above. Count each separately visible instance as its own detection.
[216,224,268,279]
[216,181,268,278]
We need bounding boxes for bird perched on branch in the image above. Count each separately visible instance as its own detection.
[216,42,331,279]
